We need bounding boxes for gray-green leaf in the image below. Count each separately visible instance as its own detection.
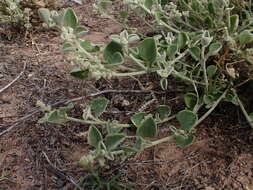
[38,8,51,23]
[184,93,197,110]
[174,134,195,147]
[88,126,103,148]
[131,112,146,127]
[208,42,222,56]
[70,69,89,79]
[188,47,200,61]
[167,44,178,58]
[176,110,197,131]
[239,30,253,46]
[206,65,217,77]
[156,105,171,120]
[177,32,188,50]
[104,41,124,65]
[229,14,239,33]
[138,38,157,66]
[63,8,78,28]
[75,26,88,37]
[90,98,109,118]
[80,40,100,52]
[137,117,157,138]
[61,42,76,52]
[105,134,126,151]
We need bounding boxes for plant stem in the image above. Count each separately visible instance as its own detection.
[113,70,147,77]
[172,70,205,85]
[148,135,174,148]
[233,90,253,129]
[66,116,130,128]
[157,115,176,124]
[201,47,208,91]
[192,89,228,128]
[160,20,180,34]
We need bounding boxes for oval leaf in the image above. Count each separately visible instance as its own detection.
[156,105,171,120]
[70,69,89,79]
[105,134,126,151]
[239,30,253,46]
[188,47,200,61]
[110,52,124,66]
[104,41,124,64]
[61,42,76,52]
[206,65,217,77]
[137,117,157,138]
[229,14,239,33]
[75,25,88,37]
[208,42,222,56]
[80,40,100,52]
[176,110,197,131]
[144,0,154,10]
[63,8,78,28]
[131,112,146,127]
[88,126,103,148]
[138,38,157,66]
[90,98,109,118]
[177,32,188,50]
[174,134,195,147]
[38,8,51,23]
[184,93,197,110]
[167,44,178,58]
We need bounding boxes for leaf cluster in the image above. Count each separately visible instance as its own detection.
[37,0,253,175]
[0,0,59,33]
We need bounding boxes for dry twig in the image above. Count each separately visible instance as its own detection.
[0,62,26,94]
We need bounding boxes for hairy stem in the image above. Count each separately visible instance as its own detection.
[192,89,228,128]
[233,90,253,129]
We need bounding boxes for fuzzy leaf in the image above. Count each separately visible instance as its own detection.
[184,93,197,110]
[208,42,222,56]
[156,105,171,120]
[80,40,100,52]
[38,8,51,23]
[39,104,73,125]
[144,0,154,9]
[177,32,188,50]
[63,8,78,28]
[75,26,88,37]
[61,42,76,52]
[206,65,217,77]
[90,98,109,118]
[239,30,253,46]
[137,117,157,138]
[88,126,103,148]
[203,94,215,105]
[176,110,197,131]
[138,38,157,66]
[104,41,124,65]
[52,12,64,26]
[174,134,195,147]
[105,134,126,151]
[167,44,178,57]
[229,14,239,33]
[70,69,89,79]
[188,47,200,61]
[131,112,146,127]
